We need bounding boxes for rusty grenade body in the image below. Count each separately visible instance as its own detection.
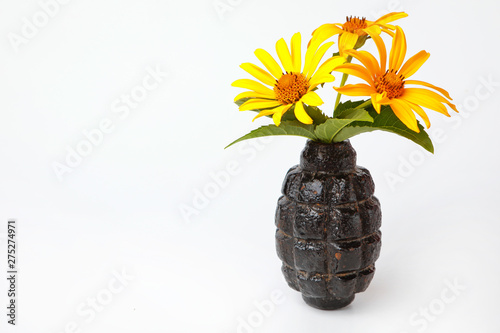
[275,140,382,310]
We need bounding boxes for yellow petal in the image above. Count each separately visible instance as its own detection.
[398,51,430,79]
[358,51,381,74]
[364,25,381,35]
[375,92,391,105]
[239,99,281,111]
[334,63,374,85]
[402,88,451,116]
[234,91,274,102]
[252,108,275,120]
[335,83,375,96]
[368,32,387,73]
[363,25,382,36]
[381,28,395,37]
[301,91,323,106]
[314,56,346,77]
[253,104,284,121]
[232,79,275,97]
[304,39,322,74]
[338,32,358,55]
[240,63,276,86]
[371,93,384,113]
[309,74,336,89]
[271,104,292,126]
[404,88,451,106]
[305,42,335,78]
[404,80,453,100]
[309,23,343,46]
[343,49,380,76]
[407,101,430,128]
[254,49,283,79]
[291,32,302,72]
[389,26,407,72]
[374,12,408,25]
[388,98,419,132]
[276,38,294,73]
[294,101,313,124]
[376,23,397,32]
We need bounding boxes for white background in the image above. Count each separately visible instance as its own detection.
[0,0,499,332]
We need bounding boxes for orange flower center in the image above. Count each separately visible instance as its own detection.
[342,16,368,34]
[375,69,405,99]
[274,72,309,105]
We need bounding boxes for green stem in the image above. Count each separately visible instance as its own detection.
[354,99,373,110]
[334,55,353,113]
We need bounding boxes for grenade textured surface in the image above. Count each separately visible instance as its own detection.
[275,140,382,309]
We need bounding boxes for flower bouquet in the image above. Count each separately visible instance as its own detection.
[228,12,457,151]
[227,12,457,310]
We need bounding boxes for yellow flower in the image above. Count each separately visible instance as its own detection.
[334,26,458,132]
[232,33,345,126]
[310,12,408,55]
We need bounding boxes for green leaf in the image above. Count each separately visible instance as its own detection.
[314,118,367,144]
[278,104,329,125]
[279,105,298,122]
[235,97,251,108]
[304,104,329,124]
[335,108,374,121]
[236,96,329,125]
[333,105,435,153]
[225,121,317,149]
[313,107,373,143]
[234,97,277,117]
[333,100,367,118]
